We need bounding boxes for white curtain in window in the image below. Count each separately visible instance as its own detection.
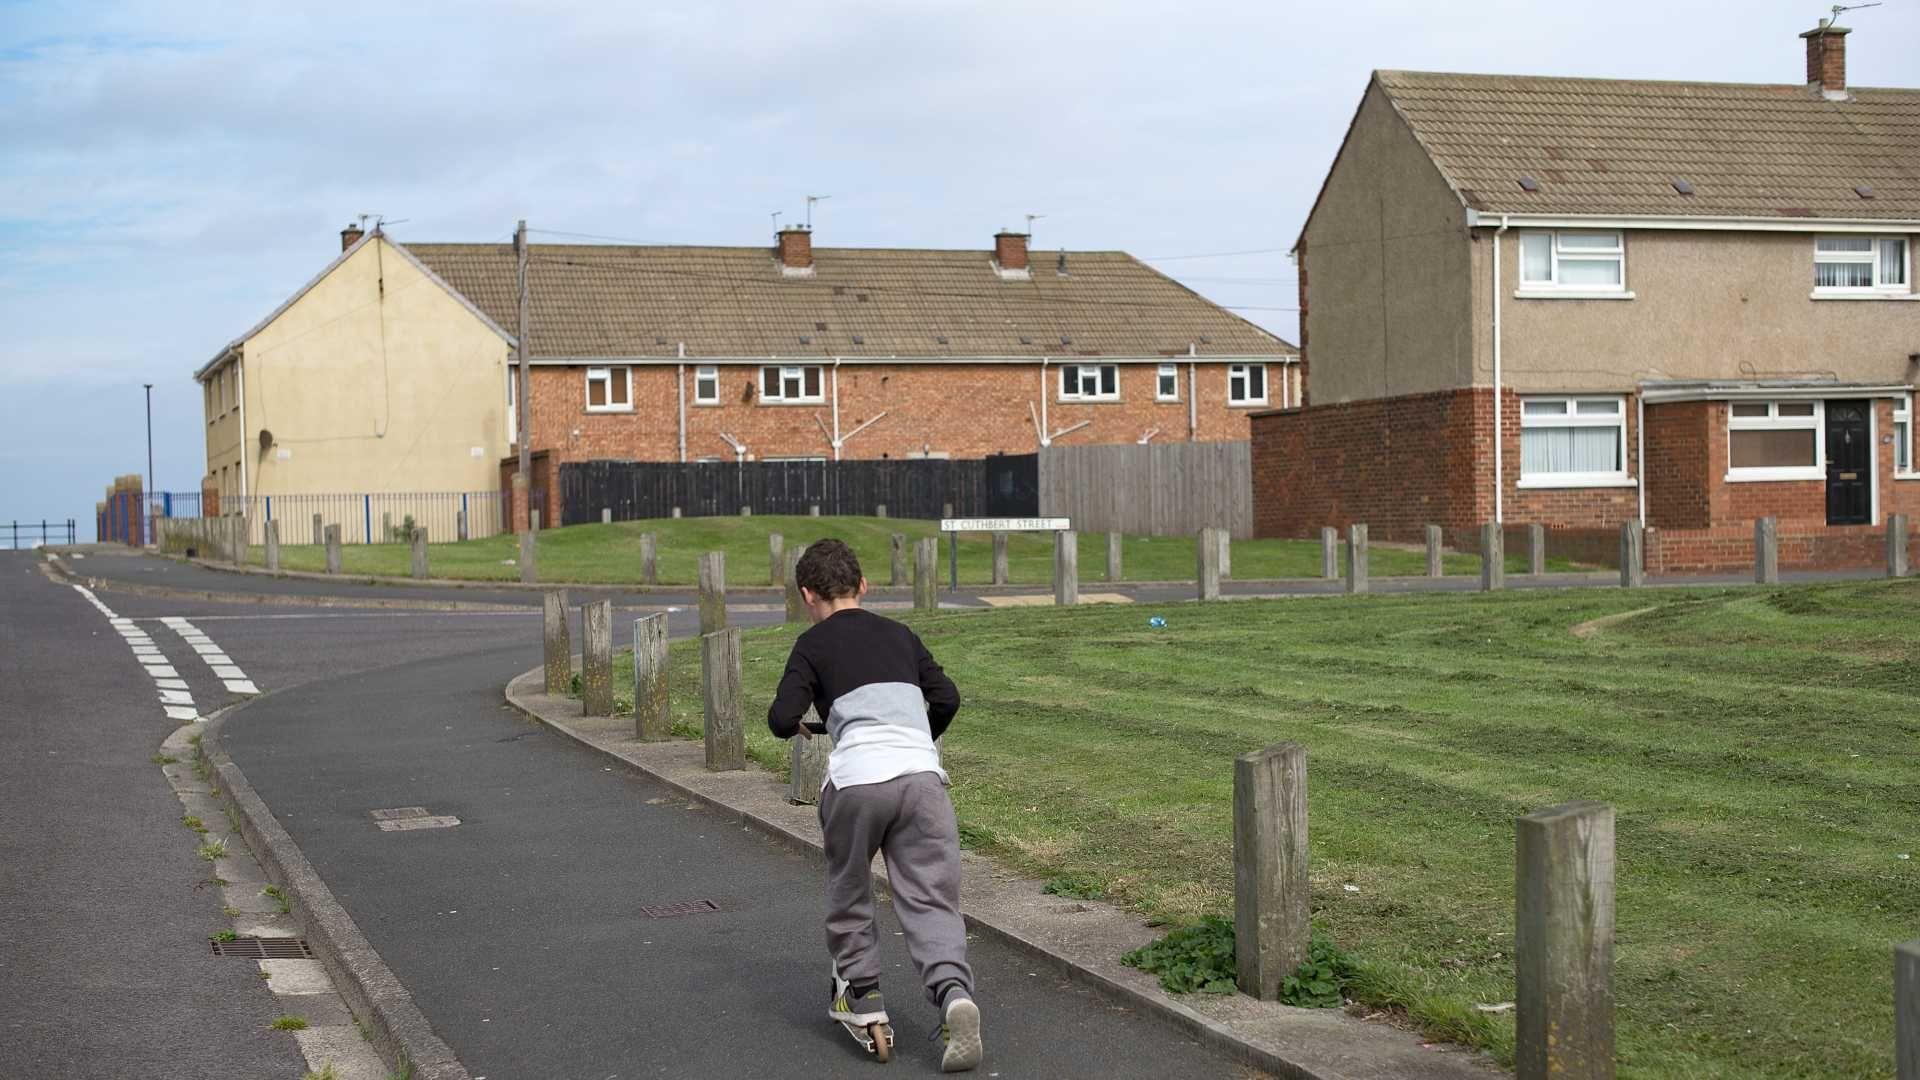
[1520,233,1551,282]
[1881,239,1907,286]
[1522,426,1619,474]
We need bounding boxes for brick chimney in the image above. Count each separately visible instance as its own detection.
[1801,22,1850,97]
[776,226,813,275]
[994,231,1029,272]
[340,223,365,251]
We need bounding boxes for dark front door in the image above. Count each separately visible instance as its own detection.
[1825,399,1871,525]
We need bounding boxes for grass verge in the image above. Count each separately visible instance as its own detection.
[581,578,1917,1079]
[251,516,1582,585]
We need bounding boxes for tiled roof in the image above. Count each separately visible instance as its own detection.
[403,242,1294,360]
[1375,69,1920,219]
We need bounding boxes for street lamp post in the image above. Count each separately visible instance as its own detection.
[143,383,154,545]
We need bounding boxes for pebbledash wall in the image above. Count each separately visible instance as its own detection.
[1251,390,1920,572]
[508,356,1293,525]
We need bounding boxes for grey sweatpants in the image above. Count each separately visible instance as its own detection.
[820,770,974,1007]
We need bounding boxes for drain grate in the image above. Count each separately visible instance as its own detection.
[210,936,313,958]
[641,899,721,919]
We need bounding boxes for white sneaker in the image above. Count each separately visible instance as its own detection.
[940,996,982,1072]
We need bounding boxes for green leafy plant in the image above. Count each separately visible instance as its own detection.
[262,884,291,914]
[1120,916,1237,994]
[388,514,418,543]
[1121,920,1359,1006]
[271,1015,309,1031]
[1041,874,1108,901]
[181,815,208,834]
[212,930,238,942]
[196,838,228,862]
[151,753,178,765]
[569,672,582,695]
[302,1064,339,1080]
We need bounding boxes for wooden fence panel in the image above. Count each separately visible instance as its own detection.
[1038,441,1251,539]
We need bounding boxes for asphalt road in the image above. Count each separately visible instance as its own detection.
[217,629,1241,1078]
[0,552,306,1078]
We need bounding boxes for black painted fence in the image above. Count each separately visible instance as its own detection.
[559,456,1038,524]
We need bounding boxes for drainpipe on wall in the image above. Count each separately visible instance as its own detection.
[830,357,842,461]
[1636,392,1647,525]
[237,359,248,510]
[719,431,747,463]
[1188,344,1199,441]
[1039,358,1051,447]
[676,343,687,465]
[1492,214,1509,525]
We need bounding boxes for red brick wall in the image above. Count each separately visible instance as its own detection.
[1647,521,1912,574]
[1644,402,1710,529]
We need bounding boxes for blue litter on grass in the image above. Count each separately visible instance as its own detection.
[1148,616,1167,629]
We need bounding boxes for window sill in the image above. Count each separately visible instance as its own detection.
[1516,476,1637,490]
[1228,400,1270,409]
[1724,468,1823,483]
[692,400,721,408]
[1155,397,1181,404]
[1058,398,1122,404]
[1514,290,1635,300]
[1809,291,1917,301]
[758,399,826,407]
[585,405,634,414]
[1896,471,1920,482]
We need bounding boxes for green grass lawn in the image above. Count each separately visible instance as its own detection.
[252,515,1582,585]
[590,579,1917,1079]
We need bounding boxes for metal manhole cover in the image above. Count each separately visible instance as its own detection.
[210,936,314,958]
[641,899,721,919]
[370,806,461,831]
[369,806,431,821]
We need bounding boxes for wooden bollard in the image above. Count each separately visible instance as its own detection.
[410,527,429,579]
[1106,531,1123,582]
[311,513,324,547]
[1755,516,1779,585]
[323,524,343,574]
[1897,939,1919,1079]
[1216,529,1231,580]
[1888,514,1909,578]
[1345,523,1369,594]
[632,613,671,741]
[1233,742,1309,999]
[456,509,469,542]
[1425,524,1443,578]
[1053,529,1079,606]
[769,532,785,586]
[700,628,746,771]
[542,590,571,694]
[1528,523,1547,576]
[890,533,907,587]
[531,509,541,531]
[809,504,821,517]
[580,599,613,717]
[698,552,727,635]
[788,712,832,805]
[1482,523,1505,592]
[1516,800,1615,1080]
[913,537,938,611]
[639,531,657,585]
[1620,522,1645,588]
[1320,526,1338,580]
[1197,527,1221,601]
[519,527,537,583]
[784,546,806,623]
[875,503,888,519]
[671,507,682,518]
[264,519,281,572]
[991,531,1009,585]
[382,511,392,542]
[231,517,248,566]
[600,507,612,524]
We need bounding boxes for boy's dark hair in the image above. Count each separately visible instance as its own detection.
[796,538,863,599]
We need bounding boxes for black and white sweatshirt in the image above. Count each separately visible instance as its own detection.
[766,608,960,789]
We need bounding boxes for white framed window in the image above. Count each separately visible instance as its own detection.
[1895,393,1912,475]
[505,367,517,441]
[759,364,823,404]
[1155,363,1180,402]
[585,366,632,412]
[1814,235,1908,293]
[1058,363,1119,402]
[1727,400,1823,481]
[1228,363,1267,406]
[1518,230,1626,292]
[694,365,719,405]
[1519,396,1630,487]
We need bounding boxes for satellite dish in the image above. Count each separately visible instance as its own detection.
[259,429,275,451]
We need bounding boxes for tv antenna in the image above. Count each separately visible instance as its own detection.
[806,194,831,229]
[356,213,409,231]
[771,210,783,232]
[1823,1,1881,27]
[1025,213,1044,238]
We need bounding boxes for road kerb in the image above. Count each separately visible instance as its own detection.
[198,703,471,1080]
[503,668,1497,1080]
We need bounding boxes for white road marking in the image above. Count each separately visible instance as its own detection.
[156,678,189,690]
[145,665,178,678]
[165,619,259,697]
[159,689,193,705]
[163,705,199,722]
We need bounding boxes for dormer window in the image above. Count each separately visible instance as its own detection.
[1518,231,1625,293]
[1813,235,1907,293]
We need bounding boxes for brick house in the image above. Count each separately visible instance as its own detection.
[1253,22,1919,572]
[403,227,1296,527]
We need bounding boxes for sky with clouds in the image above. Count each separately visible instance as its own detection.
[3,0,1914,538]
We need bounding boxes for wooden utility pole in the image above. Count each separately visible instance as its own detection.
[514,219,532,533]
